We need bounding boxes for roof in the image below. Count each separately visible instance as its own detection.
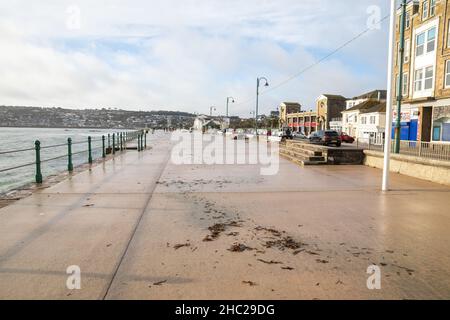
[351,89,387,101]
[280,102,301,107]
[342,100,383,113]
[321,94,347,100]
[360,102,386,114]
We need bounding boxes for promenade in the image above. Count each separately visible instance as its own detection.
[0,133,449,300]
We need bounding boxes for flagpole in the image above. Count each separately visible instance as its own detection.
[382,0,396,192]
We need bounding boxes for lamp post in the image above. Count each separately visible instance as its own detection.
[210,106,216,117]
[226,97,235,117]
[256,77,269,136]
[394,0,407,154]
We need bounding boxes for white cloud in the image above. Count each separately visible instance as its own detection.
[0,0,391,116]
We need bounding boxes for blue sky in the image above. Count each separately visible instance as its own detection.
[0,0,392,117]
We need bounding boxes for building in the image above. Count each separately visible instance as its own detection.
[346,90,387,109]
[286,111,318,136]
[316,94,347,131]
[193,115,229,132]
[279,102,301,128]
[281,95,346,135]
[341,90,387,137]
[342,100,386,142]
[394,0,450,143]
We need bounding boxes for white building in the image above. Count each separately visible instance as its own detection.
[342,101,386,142]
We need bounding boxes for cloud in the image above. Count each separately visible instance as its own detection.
[0,0,391,116]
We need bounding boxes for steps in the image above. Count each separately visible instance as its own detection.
[279,140,327,166]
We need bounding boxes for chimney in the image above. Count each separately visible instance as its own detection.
[377,91,381,101]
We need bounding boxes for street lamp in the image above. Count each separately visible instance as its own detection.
[210,106,216,116]
[256,77,269,136]
[226,97,235,117]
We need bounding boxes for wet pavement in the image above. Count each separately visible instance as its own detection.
[0,133,449,299]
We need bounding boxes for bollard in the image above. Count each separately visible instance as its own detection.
[88,136,93,164]
[68,138,73,172]
[112,133,116,155]
[102,135,106,158]
[35,140,43,184]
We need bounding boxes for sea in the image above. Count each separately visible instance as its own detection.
[0,127,130,194]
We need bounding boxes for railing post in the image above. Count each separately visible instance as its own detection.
[138,133,141,151]
[120,133,123,151]
[88,136,93,164]
[68,138,73,172]
[418,141,422,157]
[108,134,111,148]
[112,133,116,155]
[102,135,106,158]
[35,140,43,184]
[144,132,147,149]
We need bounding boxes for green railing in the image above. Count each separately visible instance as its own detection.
[0,129,147,185]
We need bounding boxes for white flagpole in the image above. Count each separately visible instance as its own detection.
[382,0,396,192]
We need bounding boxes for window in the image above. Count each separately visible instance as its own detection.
[361,117,367,125]
[430,0,436,17]
[406,12,411,29]
[403,73,409,96]
[416,27,436,57]
[424,66,434,89]
[404,39,410,63]
[443,123,450,141]
[416,32,425,56]
[415,69,424,91]
[370,116,376,125]
[427,27,436,52]
[396,42,400,65]
[446,61,450,88]
[448,20,450,48]
[423,0,429,20]
[433,126,441,141]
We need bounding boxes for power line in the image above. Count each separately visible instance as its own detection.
[234,13,391,108]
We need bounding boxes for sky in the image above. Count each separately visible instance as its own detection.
[0,0,392,117]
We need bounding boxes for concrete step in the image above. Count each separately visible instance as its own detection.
[282,149,325,162]
[285,145,323,156]
[280,150,327,166]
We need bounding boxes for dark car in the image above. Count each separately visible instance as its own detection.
[309,130,341,147]
[340,132,355,144]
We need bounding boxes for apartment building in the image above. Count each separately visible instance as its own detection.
[395,0,450,143]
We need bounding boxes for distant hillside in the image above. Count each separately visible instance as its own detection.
[0,106,196,129]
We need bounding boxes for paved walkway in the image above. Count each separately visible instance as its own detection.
[0,133,449,299]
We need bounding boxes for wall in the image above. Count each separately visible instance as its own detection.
[363,150,450,186]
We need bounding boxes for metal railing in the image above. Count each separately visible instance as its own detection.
[356,138,450,161]
[0,129,148,185]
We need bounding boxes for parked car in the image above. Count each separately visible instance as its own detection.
[309,130,342,147]
[292,132,308,140]
[340,132,355,144]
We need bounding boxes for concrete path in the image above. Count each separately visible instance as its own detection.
[0,133,449,299]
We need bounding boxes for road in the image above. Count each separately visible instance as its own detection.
[0,133,449,299]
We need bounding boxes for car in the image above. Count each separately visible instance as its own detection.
[292,132,308,140]
[340,132,355,143]
[309,130,342,147]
